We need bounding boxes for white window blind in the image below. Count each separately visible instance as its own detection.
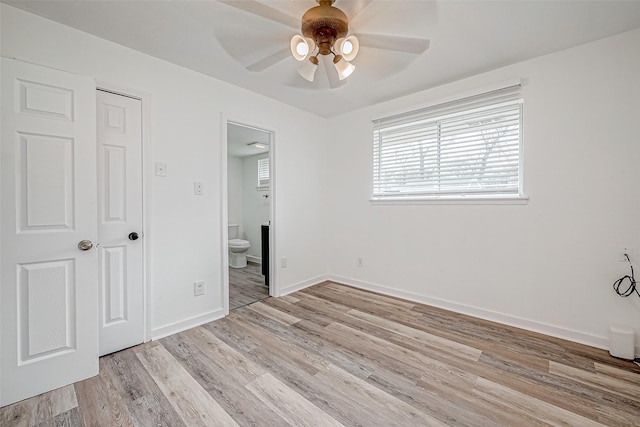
[258,157,270,187]
[373,84,523,199]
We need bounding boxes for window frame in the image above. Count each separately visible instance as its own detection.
[371,84,527,204]
[257,157,270,190]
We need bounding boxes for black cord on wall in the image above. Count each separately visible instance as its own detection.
[612,254,639,298]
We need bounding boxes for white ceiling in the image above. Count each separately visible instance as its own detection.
[6,0,640,118]
[227,122,271,158]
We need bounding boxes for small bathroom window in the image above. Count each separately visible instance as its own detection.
[258,158,269,189]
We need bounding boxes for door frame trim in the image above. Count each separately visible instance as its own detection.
[220,114,278,315]
[96,81,151,342]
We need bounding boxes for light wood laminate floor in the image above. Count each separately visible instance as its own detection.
[229,261,269,310]
[2,281,640,426]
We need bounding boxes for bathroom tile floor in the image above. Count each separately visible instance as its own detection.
[229,261,269,310]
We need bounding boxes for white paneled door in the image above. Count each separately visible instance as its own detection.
[0,58,98,406]
[96,90,144,356]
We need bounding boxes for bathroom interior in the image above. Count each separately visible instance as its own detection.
[227,122,271,310]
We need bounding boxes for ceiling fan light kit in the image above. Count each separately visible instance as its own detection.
[290,35,316,61]
[333,55,355,80]
[334,35,359,61]
[298,55,320,82]
[221,0,430,88]
[290,0,359,82]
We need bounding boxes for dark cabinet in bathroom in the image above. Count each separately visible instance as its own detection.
[261,224,269,287]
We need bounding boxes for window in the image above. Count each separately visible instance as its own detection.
[373,84,523,200]
[258,157,269,188]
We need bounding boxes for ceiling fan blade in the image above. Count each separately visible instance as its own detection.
[218,0,299,29]
[322,55,346,89]
[355,33,430,54]
[344,0,373,22]
[246,48,291,71]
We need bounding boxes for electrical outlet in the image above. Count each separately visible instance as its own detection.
[619,247,634,262]
[357,257,364,267]
[194,281,205,296]
[280,257,287,268]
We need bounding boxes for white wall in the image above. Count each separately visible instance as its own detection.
[242,153,270,260]
[3,3,638,358]
[0,4,329,337]
[227,156,243,228]
[325,29,640,352]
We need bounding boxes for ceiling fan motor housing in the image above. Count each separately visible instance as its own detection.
[301,0,349,55]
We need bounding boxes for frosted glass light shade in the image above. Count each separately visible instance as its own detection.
[333,56,355,80]
[298,57,318,81]
[335,35,359,61]
[290,35,315,61]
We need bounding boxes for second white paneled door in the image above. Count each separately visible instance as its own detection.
[97,89,144,356]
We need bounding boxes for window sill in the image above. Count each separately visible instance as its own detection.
[369,195,529,205]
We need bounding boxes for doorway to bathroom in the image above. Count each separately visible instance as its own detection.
[226,121,273,310]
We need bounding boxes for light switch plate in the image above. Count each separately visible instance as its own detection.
[155,162,167,177]
[194,182,204,195]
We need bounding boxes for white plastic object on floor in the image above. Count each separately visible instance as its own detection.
[609,326,635,360]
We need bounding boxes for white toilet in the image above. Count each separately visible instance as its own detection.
[228,224,251,268]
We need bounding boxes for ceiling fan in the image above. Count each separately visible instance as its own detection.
[219,0,431,87]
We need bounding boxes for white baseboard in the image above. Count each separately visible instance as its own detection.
[278,274,328,297]
[150,308,226,340]
[326,274,631,355]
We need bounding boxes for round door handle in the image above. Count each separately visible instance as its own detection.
[128,232,139,241]
[77,240,93,251]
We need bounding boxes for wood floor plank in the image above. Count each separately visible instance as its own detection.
[549,360,640,403]
[3,384,79,427]
[245,373,344,427]
[182,327,266,386]
[229,262,268,310]
[101,346,186,427]
[250,313,378,380]
[324,321,477,389]
[472,376,607,427]
[263,295,334,327]
[594,361,640,385]
[226,314,328,376]
[322,282,417,309]
[235,301,379,379]
[50,407,83,427]
[74,367,135,427]
[127,392,187,427]
[48,386,78,421]
[346,308,483,361]
[316,363,446,426]
[4,281,640,426]
[136,344,239,427]
[247,301,301,326]
[280,294,300,303]
[162,328,287,426]
[596,402,640,427]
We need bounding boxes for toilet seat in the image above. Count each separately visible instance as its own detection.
[229,239,250,249]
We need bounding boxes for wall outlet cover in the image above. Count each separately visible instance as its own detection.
[194,281,205,296]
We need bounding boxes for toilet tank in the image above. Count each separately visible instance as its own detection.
[228,224,239,239]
